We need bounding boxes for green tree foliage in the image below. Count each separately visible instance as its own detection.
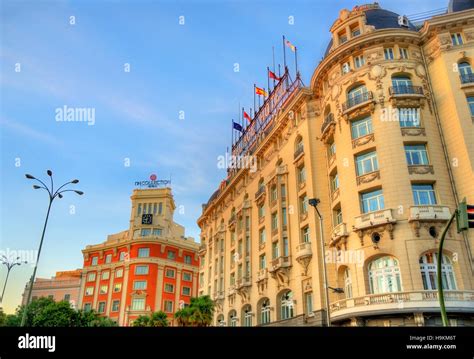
[174,295,215,327]
[132,311,169,327]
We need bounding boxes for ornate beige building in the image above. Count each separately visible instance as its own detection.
[198,1,474,326]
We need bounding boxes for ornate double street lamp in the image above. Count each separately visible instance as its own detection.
[20,170,83,326]
[0,255,27,303]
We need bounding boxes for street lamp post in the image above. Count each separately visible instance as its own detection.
[308,198,331,327]
[0,255,27,303]
[20,170,83,327]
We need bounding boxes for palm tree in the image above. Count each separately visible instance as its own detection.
[189,295,215,327]
[149,311,169,327]
[174,306,192,327]
[132,315,150,327]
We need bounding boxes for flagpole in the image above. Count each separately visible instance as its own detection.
[295,46,298,77]
[253,84,256,117]
[267,67,270,95]
[282,35,287,72]
[278,64,281,78]
[272,46,276,88]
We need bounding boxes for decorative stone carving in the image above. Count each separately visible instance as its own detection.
[408,165,434,175]
[352,133,375,148]
[356,170,380,185]
[401,127,426,136]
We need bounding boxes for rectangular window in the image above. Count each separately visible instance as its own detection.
[100,285,108,294]
[85,287,94,296]
[271,186,278,201]
[135,265,149,275]
[451,33,463,46]
[115,268,123,278]
[300,195,308,214]
[302,226,310,243]
[91,257,98,266]
[245,236,250,255]
[399,108,420,127]
[258,203,265,218]
[351,116,372,139]
[113,283,122,293]
[137,203,142,216]
[331,173,339,192]
[152,228,162,236]
[399,47,409,59]
[283,237,289,257]
[131,298,145,311]
[354,55,365,68]
[412,184,437,205]
[87,273,96,282]
[342,62,351,74]
[271,212,278,231]
[339,34,348,44]
[245,216,250,231]
[182,287,191,296]
[361,189,385,213]
[84,303,92,312]
[133,280,147,290]
[184,255,192,264]
[405,144,429,165]
[165,269,175,278]
[272,242,279,260]
[384,47,394,60]
[259,254,266,270]
[119,252,126,261]
[164,283,175,293]
[101,271,110,280]
[158,202,163,214]
[111,300,120,312]
[467,96,474,116]
[98,302,106,313]
[153,203,157,215]
[352,28,361,37]
[183,272,192,281]
[64,294,71,301]
[164,300,173,313]
[259,228,266,245]
[105,254,112,264]
[138,248,149,258]
[328,142,336,157]
[281,184,286,198]
[141,228,151,237]
[334,208,343,226]
[305,292,314,314]
[230,272,235,285]
[282,207,287,226]
[298,165,306,183]
[355,151,379,176]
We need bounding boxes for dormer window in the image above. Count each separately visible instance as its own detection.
[342,62,351,74]
[351,25,361,38]
[339,32,348,44]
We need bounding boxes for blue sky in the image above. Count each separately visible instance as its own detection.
[0,0,446,313]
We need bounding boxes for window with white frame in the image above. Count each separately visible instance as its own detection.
[412,184,437,205]
[138,248,149,258]
[115,268,123,278]
[141,228,151,237]
[243,306,252,327]
[355,151,378,176]
[344,268,353,299]
[354,55,365,68]
[451,32,463,45]
[105,254,112,264]
[305,292,313,314]
[334,207,343,226]
[87,272,96,282]
[183,272,192,281]
[419,253,457,290]
[259,254,266,270]
[259,228,266,245]
[467,96,474,116]
[85,287,94,296]
[360,189,385,213]
[133,281,147,290]
[99,285,108,294]
[165,268,175,278]
[101,271,110,280]
[260,299,271,324]
[297,165,306,184]
[368,256,402,294]
[280,291,294,320]
[111,300,120,312]
[98,302,106,313]
[182,286,191,296]
[399,47,409,59]
[405,144,429,165]
[384,47,394,60]
[302,226,310,243]
[135,265,149,275]
[113,283,122,293]
[330,172,339,192]
[131,298,145,311]
[164,283,174,293]
[342,61,351,74]
[399,108,420,127]
[351,116,372,139]
[272,241,279,260]
[91,257,98,266]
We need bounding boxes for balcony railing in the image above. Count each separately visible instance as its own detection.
[198,244,207,256]
[228,214,236,226]
[269,256,291,272]
[294,145,304,160]
[257,268,268,281]
[342,91,373,112]
[460,73,474,84]
[330,290,474,320]
[255,186,266,199]
[296,242,312,260]
[409,205,451,221]
[331,223,349,244]
[354,208,396,230]
[321,113,335,134]
[389,85,424,96]
[236,276,252,289]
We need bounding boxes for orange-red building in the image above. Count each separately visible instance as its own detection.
[78,186,199,326]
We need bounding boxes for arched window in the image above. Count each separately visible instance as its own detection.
[419,253,457,290]
[280,290,295,320]
[260,298,271,325]
[391,75,413,94]
[347,84,368,107]
[368,256,402,294]
[344,268,353,299]
[242,305,252,327]
[228,310,238,327]
[459,62,473,83]
[216,314,225,327]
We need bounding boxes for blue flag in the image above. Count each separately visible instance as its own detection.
[233,121,243,132]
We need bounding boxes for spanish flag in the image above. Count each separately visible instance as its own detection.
[285,39,296,52]
[255,86,267,97]
[268,70,281,81]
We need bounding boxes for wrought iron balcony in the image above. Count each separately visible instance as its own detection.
[321,113,335,135]
[389,85,424,96]
[294,145,304,160]
[342,91,373,112]
[460,73,474,84]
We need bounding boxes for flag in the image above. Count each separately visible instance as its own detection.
[243,110,252,122]
[255,86,268,97]
[268,69,281,81]
[232,121,243,132]
[285,39,296,52]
